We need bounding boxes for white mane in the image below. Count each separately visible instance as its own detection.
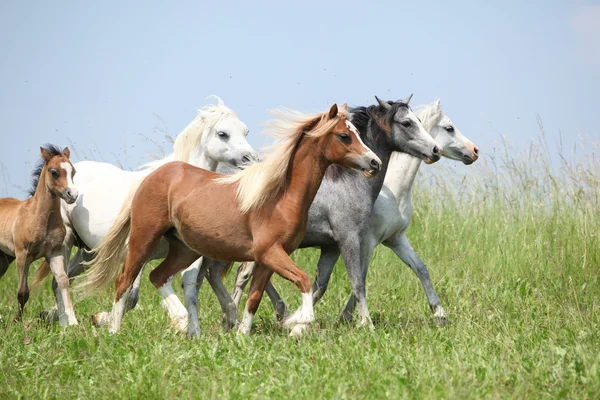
[140,96,239,170]
[388,100,443,164]
[413,100,443,133]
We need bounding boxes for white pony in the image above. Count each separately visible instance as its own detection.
[231,99,479,326]
[34,97,258,328]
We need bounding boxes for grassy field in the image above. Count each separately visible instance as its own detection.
[0,134,599,399]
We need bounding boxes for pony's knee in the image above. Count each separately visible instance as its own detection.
[54,273,69,289]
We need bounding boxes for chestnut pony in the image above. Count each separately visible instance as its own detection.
[0,145,79,326]
[78,104,382,336]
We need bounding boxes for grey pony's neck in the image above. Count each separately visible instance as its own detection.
[383,127,440,203]
[334,118,393,206]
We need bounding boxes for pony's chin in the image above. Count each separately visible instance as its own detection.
[423,157,435,165]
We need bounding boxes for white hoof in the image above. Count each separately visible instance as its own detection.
[433,305,447,326]
[91,311,111,326]
[358,316,375,330]
[290,323,309,338]
[170,315,189,333]
[282,309,314,329]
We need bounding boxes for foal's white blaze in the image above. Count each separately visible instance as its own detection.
[238,309,254,335]
[158,279,189,332]
[346,121,380,164]
[60,162,79,198]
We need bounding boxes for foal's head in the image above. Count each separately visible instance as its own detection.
[319,104,382,178]
[35,145,78,204]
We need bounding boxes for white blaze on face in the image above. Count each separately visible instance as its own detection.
[345,120,381,166]
[60,162,78,198]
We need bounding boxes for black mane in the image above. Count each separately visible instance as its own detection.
[28,144,64,197]
[350,100,409,135]
[325,100,409,181]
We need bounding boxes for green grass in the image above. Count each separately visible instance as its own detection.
[1,134,599,399]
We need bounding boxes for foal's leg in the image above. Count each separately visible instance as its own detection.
[149,238,200,333]
[0,251,15,279]
[383,232,446,326]
[15,252,31,322]
[312,246,341,304]
[48,252,78,326]
[42,247,84,323]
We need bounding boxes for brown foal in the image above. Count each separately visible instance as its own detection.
[0,145,79,326]
[79,104,381,335]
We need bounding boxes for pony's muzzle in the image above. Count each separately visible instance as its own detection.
[361,154,381,178]
[62,188,79,204]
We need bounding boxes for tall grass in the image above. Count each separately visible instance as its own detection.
[0,124,598,399]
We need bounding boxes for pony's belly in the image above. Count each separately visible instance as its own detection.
[0,241,15,257]
[176,225,253,262]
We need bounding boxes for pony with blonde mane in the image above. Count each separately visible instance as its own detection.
[232,98,479,327]
[33,96,258,326]
[77,103,382,337]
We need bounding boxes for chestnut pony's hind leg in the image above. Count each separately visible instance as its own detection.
[15,252,31,322]
[102,221,169,334]
[148,237,199,334]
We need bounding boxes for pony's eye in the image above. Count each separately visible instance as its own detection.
[218,131,229,139]
[336,133,351,144]
[401,120,412,128]
[50,169,60,179]
[444,126,455,133]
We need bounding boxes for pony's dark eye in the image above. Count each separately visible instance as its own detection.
[50,169,60,179]
[336,133,351,144]
[218,131,229,139]
[401,120,412,128]
[444,126,455,133]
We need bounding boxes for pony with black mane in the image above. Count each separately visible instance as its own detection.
[0,144,79,326]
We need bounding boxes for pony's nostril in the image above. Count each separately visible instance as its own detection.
[473,146,479,155]
[433,146,441,155]
[370,158,380,169]
[242,155,251,164]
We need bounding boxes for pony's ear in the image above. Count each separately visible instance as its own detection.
[402,94,414,105]
[341,103,348,111]
[40,147,51,162]
[328,104,338,119]
[433,99,441,111]
[62,147,71,159]
[375,96,391,110]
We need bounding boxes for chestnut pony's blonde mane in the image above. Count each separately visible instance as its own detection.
[216,107,349,213]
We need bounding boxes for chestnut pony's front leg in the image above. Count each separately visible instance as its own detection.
[240,245,314,337]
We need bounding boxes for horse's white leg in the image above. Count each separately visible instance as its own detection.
[158,275,188,332]
[48,253,78,326]
[231,261,255,309]
[181,257,202,338]
[206,260,238,331]
[108,286,131,334]
[312,246,342,304]
[384,232,446,326]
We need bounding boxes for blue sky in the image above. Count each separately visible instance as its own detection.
[1,0,598,197]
